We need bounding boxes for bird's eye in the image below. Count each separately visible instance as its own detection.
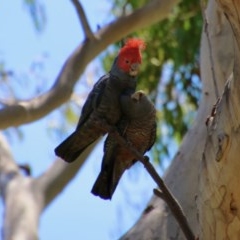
[125,59,130,64]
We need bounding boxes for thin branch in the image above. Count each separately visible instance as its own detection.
[153,188,165,199]
[141,156,196,240]
[0,0,179,130]
[71,0,95,40]
[100,121,196,240]
[0,134,41,240]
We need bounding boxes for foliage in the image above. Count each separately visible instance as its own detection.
[103,0,202,163]
[24,0,46,32]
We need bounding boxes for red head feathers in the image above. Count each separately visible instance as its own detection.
[117,38,146,75]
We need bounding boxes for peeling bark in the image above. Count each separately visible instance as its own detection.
[198,1,240,239]
[0,132,98,240]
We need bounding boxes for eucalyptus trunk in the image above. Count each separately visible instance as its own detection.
[121,0,240,239]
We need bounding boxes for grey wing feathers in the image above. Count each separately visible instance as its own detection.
[146,121,157,152]
[76,74,109,128]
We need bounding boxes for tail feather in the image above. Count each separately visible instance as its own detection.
[91,156,126,200]
[91,171,112,200]
[91,168,125,200]
[54,131,97,163]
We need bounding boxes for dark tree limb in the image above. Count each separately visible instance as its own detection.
[70,0,95,40]
[142,156,196,240]
[100,122,196,240]
[153,188,165,199]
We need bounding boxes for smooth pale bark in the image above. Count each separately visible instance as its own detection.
[0,0,179,129]
[0,132,97,240]
[198,0,240,239]
[121,0,238,239]
[0,134,41,240]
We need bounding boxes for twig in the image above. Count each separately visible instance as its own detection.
[142,156,195,240]
[18,164,31,176]
[153,188,165,199]
[71,0,95,40]
[200,0,219,99]
[101,121,196,240]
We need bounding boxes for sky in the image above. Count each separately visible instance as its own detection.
[0,1,164,240]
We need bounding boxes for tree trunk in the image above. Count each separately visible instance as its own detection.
[0,132,97,240]
[121,0,240,239]
[198,0,240,239]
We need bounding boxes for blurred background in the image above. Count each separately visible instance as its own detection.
[0,0,202,239]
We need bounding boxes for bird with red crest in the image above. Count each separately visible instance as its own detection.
[55,38,146,163]
[91,90,156,200]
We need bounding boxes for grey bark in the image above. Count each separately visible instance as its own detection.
[121,0,239,239]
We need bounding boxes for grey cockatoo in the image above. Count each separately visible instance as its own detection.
[91,90,156,200]
[55,39,146,163]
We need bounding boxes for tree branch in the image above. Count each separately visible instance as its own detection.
[0,133,20,196]
[141,156,196,240]
[0,0,179,130]
[36,140,99,208]
[70,0,95,40]
[217,0,240,89]
[0,131,99,238]
[98,122,196,240]
[153,188,165,199]
[0,133,41,240]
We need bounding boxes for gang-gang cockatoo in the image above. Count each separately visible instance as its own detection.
[55,39,145,163]
[91,90,156,200]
